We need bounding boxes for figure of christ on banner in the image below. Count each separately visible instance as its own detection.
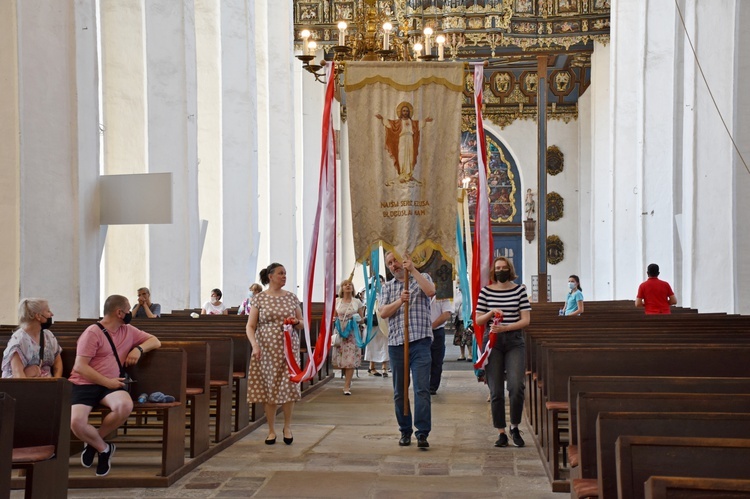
[375,102,433,186]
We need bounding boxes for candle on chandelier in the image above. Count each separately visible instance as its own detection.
[382,22,392,51]
[337,21,347,46]
[436,34,445,61]
[300,29,311,55]
[307,40,317,56]
[413,42,423,59]
[423,26,433,56]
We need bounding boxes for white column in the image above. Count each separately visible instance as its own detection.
[297,51,326,299]
[100,0,149,301]
[735,0,750,314]
[195,0,224,303]
[259,0,299,293]
[0,1,21,324]
[145,0,201,309]
[688,1,738,311]
[221,0,260,302]
[640,0,677,290]
[11,0,100,320]
[609,0,645,298]
[589,41,612,299]
[255,0,271,281]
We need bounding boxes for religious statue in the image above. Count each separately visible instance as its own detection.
[375,102,433,185]
[525,188,535,219]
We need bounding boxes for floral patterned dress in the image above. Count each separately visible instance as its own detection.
[247,291,301,404]
[331,297,362,369]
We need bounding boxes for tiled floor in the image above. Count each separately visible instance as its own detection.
[51,358,567,498]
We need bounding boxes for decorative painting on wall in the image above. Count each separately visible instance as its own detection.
[458,130,521,224]
[514,0,534,14]
[547,145,564,175]
[546,192,564,221]
[546,235,564,264]
[556,0,578,14]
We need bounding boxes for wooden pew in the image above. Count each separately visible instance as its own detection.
[645,476,750,499]
[586,412,750,499]
[160,340,211,458]
[0,378,71,499]
[568,375,750,454]
[0,392,14,499]
[616,436,750,499]
[538,345,750,489]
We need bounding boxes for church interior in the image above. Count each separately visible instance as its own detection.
[1,1,750,497]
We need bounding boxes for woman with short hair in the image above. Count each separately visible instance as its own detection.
[2,298,63,378]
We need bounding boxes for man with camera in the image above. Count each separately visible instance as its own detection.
[68,294,161,476]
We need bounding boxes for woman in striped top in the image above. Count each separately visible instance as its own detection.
[475,256,531,448]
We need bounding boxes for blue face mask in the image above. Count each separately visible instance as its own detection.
[568,282,576,290]
[247,291,254,299]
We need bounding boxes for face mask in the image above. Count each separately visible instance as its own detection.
[495,270,511,283]
[247,291,254,299]
[41,316,53,330]
[123,311,133,325]
[568,282,576,290]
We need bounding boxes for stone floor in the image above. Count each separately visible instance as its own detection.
[32,350,568,498]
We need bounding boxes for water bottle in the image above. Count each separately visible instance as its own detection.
[137,393,148,404]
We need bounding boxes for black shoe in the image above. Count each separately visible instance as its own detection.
[265,435,276,445]
[398,434,411,446]
[429,389,437,395]
[510,427,525,447]
[417,435,429,449]
[81,443,96,468]
[283,431,293,445]
[95,443,115,477]
[494,433,509,447]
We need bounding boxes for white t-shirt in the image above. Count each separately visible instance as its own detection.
[203,301,227,315]
[430,297,453,329]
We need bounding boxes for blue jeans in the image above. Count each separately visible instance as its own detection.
[484,330,526,429]
[389,337,432,438]
[429,327,446,392]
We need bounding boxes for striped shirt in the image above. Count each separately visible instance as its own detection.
[476,284,532,333]
[379,273,434,346]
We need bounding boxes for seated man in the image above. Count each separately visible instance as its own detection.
[69,294,161,477]
[132,287,161,318]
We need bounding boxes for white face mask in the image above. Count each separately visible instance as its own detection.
[248,291,254,299]
[568,282,576,290]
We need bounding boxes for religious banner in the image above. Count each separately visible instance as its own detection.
[344,61,463,262]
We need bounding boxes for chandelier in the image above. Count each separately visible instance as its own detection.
[295,1,475,83]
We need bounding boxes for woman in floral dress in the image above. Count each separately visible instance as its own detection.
[246,263,303,445]
[332,279,363,395]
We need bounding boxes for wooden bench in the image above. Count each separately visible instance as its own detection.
[0,378,71,499]
[584,412,750,499]
[538,345,750,489]
[0,392,14,499]
[160,340,211,457]
[645,476,750,499]
[616,436,750,499]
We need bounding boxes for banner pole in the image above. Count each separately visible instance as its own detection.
[403,272,410,416]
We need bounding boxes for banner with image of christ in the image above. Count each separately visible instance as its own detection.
[344,61,463,262]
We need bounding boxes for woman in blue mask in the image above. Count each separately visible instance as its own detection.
[563,275,584,316]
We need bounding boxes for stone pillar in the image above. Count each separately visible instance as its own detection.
[220,0,261,302]
[145,0,201,308]
[536,55,548,303]
[3,0,101,321]
[258,0,299,293]
[736,0,750,314]
[195,0,223,303]
[0,1,21,324]
[100,0,149,301]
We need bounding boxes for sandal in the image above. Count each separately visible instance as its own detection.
[382,371,388,378]
[457,356,466,361]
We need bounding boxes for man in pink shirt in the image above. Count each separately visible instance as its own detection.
[636,263,677,314]
[68,295,161,476]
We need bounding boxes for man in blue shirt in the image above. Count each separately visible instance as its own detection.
[379,251,436,449]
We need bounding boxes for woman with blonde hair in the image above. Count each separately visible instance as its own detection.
[2,298,63,378]
[332,279,363,395]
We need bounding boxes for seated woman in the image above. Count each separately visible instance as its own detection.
[563,275,584,316]
[2,298,63,378]
[201,288,228,315]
